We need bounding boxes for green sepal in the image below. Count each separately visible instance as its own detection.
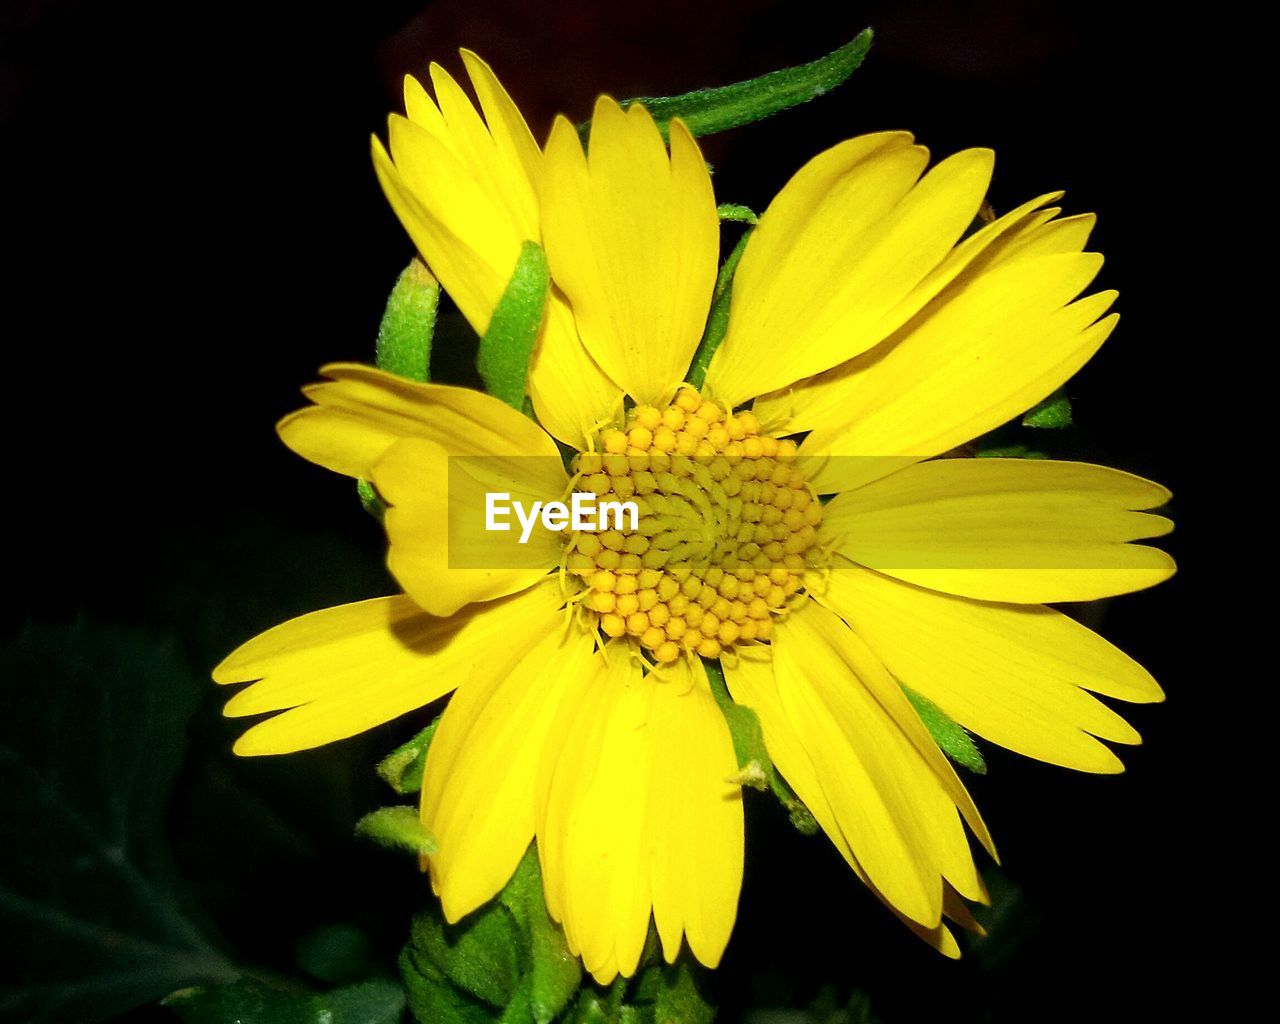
[903,686,986,775]
[593,28,873,140]
[1022,389,1073,428]
[705,659,819,834]
[686,227,753,391]
[376,257,439,382]
[477,240,550,410]
[357,479,385,521]
[716,202,758,224]
[354,805,438,856]
[377,719,439,794]
[164,977,406,1024]
[359,258,439,516]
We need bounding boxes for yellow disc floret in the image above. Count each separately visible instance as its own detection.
[566,388,822,664]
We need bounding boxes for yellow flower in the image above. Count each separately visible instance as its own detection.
[215,53,1175,983]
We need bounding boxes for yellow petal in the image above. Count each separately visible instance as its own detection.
[818,561,1161,773]
[373,437,564,617]
[723,650,981,957]
[752,190,1063,433]
[786,212,1116,491]
[376,124,520,335]
[423,616,599,921]
[772,607,989,926]
[537,654,742,983]
[537,653,652,983]
[822,458,1175,602]
[706,138,995,407]
[459,50,544,210]
[422,63,536,240]
[382,65,622,438]
[541,102,719,404]
[216,583,563,755]
[646,658,744,970]
[277,362,563,479]
[528,290,624,448]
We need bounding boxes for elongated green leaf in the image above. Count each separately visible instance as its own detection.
[477,241,550,410]
[686,227,753,391]
[354,806,438,856]
[599,28,872,139]
[704,659,818,834]
[903,686,986,774]
[376,257,439,383]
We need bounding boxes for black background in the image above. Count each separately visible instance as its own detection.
[2,1,1225,1021]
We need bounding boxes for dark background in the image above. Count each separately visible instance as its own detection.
[2,1,1223,1021]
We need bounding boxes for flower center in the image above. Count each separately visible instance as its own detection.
[565,388,822,664]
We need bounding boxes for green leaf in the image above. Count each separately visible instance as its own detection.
[376,257,439,383]
[566,990,612,1024]
[649,958,716,1024]
[408,903,524,1009]
[499,847,583,1024]
[354,806,438,856]
[166,977,407,1024]
[605,28,872,140]
[704,659,818,834]
[1022,389,1073,428]
[400,946,494,1024]
[496,975,536,1024]
[399,845,582,1024]
[903,686,986,774]
[0,621,237,1023]
[686,228,753,391]
[376,720,439,795]
[477,241,550,409]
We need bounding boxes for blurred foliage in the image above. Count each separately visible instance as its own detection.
[0,621,237,1021]
[165,978,405,1023]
